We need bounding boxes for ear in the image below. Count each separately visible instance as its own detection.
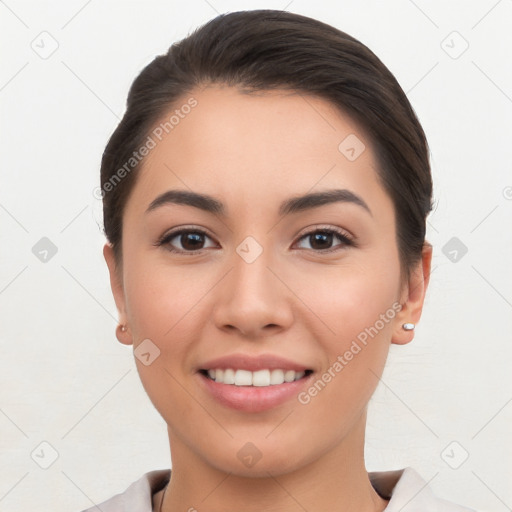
[392,242,433,345]
[103,243,133,345]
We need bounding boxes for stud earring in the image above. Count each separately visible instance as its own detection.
[402,323,415,331]
[120,324,127,332]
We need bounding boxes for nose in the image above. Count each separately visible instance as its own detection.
[212,247,294,339]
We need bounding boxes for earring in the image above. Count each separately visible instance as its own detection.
[120,324,127,332]
[402,323,415,331]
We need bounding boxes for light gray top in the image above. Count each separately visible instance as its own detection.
[80,467,477,511]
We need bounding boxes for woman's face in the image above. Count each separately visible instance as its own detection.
[105,86,429,476]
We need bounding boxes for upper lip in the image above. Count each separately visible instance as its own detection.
[198,353,312,372]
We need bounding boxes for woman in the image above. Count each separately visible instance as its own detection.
[87,9,475,511]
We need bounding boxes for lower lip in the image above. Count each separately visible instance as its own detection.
[197,372,314,413]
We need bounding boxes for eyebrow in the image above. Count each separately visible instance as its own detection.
[146,188,372,217]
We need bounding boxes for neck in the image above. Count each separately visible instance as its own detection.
[161,413,388,512]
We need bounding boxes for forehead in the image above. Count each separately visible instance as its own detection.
[128,85,391,217]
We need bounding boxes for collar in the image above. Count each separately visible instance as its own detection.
[88,466,475,511]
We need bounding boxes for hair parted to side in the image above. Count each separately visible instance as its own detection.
[100,9,433,279]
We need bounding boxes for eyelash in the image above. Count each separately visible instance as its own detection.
[155,225,356,255]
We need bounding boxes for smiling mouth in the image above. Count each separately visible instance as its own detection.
[199,368,314,387]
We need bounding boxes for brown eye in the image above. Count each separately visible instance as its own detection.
[309,232,334,250]
[296,229,353,252]
[178,232,206,250]
[159,229,217,253]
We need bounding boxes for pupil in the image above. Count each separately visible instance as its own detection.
[311,232,332,249]
[182,233,203,250]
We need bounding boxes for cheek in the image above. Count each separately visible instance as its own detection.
[122,255,217,405]
[294,255,401,345]
[122,257,211,424]
[123,256,210,342]
[294,271,398,439]
[292,253,400,399]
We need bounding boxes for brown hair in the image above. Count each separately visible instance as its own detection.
[100,9,432,278]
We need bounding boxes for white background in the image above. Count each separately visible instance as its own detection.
[1,1,511,511]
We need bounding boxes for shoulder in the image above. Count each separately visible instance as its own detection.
[369,467,478,511]
[79,469,170,512]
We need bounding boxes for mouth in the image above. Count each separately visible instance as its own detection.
[197,367,315,412]
[199,368,314,386]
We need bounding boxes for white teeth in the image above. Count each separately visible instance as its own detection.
[204,368,308,386]
[223,368,236,384]
[234,369,252,386]
[284,370,296,383]
[270,369,284,385]
[252,369,270,387]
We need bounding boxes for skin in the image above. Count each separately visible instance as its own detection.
[104,85,432,512]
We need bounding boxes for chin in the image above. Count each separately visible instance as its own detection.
[201,438,313,478]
